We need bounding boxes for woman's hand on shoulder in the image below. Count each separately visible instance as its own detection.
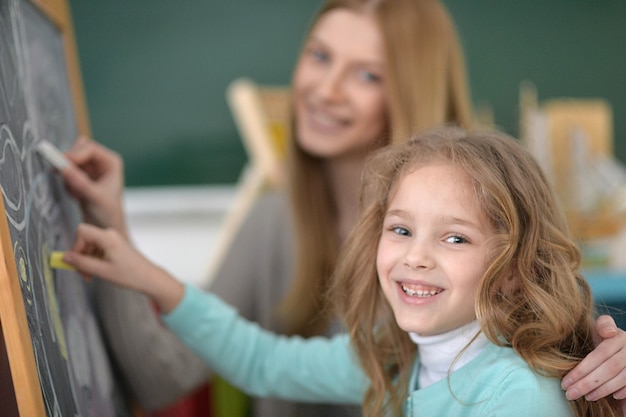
[562,315,626,412]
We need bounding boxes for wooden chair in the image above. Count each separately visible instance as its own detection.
[203,78,290,286]
[227,77,290,188]
[205,78,290,417]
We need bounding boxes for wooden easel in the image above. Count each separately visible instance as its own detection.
[0,0,90,415]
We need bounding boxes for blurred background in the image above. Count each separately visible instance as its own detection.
[66,1,626,321]
[68,0,626,187]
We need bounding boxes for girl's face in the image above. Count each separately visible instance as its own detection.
[292,9,388,160]
[376,163,495,336]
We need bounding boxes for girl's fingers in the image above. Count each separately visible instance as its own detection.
[66,222,183,312]
[65,224,124,284]
[64,250,109,281]
[73,223,104,248]
[67,223,147,291]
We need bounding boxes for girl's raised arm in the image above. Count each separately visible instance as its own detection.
[64,223,184,313]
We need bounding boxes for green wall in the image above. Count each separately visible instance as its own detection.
[69,1,626,187]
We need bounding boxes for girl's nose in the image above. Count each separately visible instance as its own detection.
[404,239,434,270]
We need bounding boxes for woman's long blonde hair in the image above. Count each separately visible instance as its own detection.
[332,127,619,416]
[277,0,473,337]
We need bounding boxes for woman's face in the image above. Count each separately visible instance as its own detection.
[293,9,388,160]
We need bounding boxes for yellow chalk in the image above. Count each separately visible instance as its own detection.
[49,251,75,271]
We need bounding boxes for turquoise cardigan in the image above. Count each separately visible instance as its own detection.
[163,284,572,416]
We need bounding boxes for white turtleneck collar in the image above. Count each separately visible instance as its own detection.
[409,320,489,389]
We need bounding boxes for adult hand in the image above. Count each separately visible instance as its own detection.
[562,315,626,410]
[60,137,128,238]
[64,223,184,313]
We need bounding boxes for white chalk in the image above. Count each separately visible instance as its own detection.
[37,140,71,170]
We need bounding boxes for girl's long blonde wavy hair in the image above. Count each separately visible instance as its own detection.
[277,0,473,337]
[332,127,620,416]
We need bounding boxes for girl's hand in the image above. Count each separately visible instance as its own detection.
[64,223,184,313]
[562,315,626,409]
[61,137,128,238]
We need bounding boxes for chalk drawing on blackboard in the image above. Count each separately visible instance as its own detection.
[14,240,29,300]
[41,241,67,358]
[0,0,131,415]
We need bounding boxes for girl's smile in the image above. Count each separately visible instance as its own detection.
[399,281,444,300]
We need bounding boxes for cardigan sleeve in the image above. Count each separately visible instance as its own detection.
[163,283,367,405]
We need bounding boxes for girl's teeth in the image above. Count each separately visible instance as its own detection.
[401,284,441,298]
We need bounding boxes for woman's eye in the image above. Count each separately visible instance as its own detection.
[310,48,329,63]
[391,226,411,237]
[357,70,381,83]
[445,235,467,244]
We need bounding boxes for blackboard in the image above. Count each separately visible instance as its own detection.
[0,0,131,416]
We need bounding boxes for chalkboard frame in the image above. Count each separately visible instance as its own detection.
[0,0,91,415]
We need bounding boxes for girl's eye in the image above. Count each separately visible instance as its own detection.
[391,226,411,237]
[445,235,468,244]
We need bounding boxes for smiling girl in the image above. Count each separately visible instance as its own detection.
[63,126,620,416]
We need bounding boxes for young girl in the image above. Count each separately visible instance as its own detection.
[64,126,620,416]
